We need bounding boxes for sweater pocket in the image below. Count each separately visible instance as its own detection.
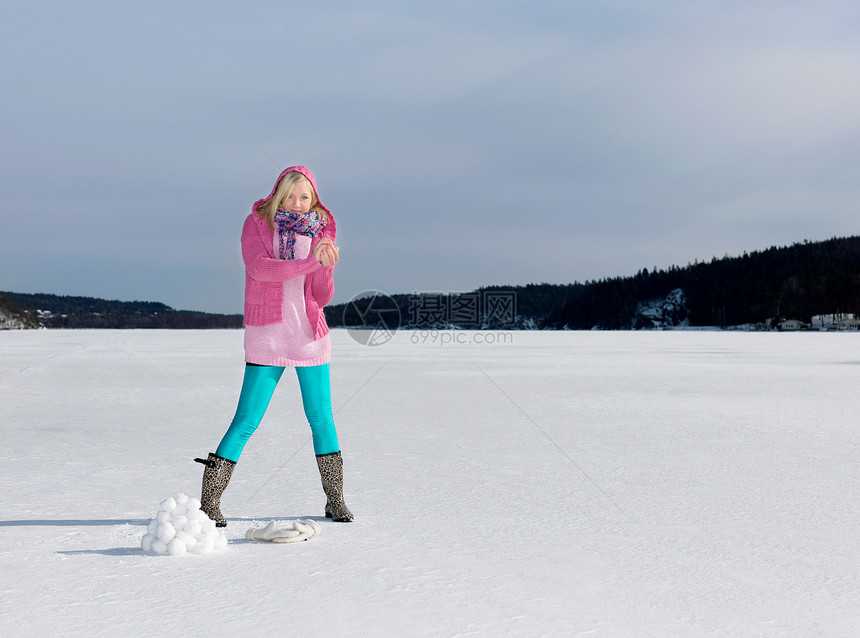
[244,278,283,326]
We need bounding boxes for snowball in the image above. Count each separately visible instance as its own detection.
[156,510,171,523]
[146,520,158,534]
[160,497,177,512]
[187,497,201,510]
[214,534,228,551]
[151,538,167,554]
[176,494,189,505]
[141,533,154,552]
[177,531,197,552]
[172,514,188,531]
[157,522,176,543]
[185,520,202,537]
[167,538,187,555]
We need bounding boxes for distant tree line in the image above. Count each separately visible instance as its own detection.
[6,235,859,330]
[545,236,860,329]
[325,236,860,330]
[0,292,243,329]
[325,284,576,332]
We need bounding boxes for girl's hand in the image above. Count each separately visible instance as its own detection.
[312,238,332,261]
[313,239,340,267]
[319,246,339,267]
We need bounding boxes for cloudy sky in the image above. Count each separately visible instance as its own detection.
[2,1,858,313]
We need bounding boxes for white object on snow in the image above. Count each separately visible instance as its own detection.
[141,492,227,555]
[245,519,321,543]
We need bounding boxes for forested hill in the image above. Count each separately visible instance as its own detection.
[545,235,860,329]
[325,235,860,330]
[0,292,242,329]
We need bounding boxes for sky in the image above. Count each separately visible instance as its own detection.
[2,1,859,314]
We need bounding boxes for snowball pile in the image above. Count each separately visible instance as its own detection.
[141,493,228,555]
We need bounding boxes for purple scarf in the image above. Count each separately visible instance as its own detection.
[274,209,323,260]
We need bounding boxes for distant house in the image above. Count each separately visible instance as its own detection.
[811,313,856,330]
[778,319,809,331]
[838,318,860,331]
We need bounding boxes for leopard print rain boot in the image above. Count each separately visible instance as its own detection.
[315,451,354,522]
[193,452,236,527]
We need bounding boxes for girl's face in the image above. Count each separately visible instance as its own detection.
[280,178,314,214]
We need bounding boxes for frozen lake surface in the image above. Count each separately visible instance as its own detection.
[0,329,858,636]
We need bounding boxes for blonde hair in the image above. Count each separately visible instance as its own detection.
[255,171,329,229]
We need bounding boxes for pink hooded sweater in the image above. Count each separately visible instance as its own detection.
[241,166,336,366]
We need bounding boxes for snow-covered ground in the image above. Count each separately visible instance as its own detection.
[1,329,858,637]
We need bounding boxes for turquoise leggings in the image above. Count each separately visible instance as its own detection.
[215,363,340,462]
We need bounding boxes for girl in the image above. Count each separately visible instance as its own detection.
[194,165,353,525]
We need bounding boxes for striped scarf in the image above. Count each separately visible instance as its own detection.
[274,209,323,260]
